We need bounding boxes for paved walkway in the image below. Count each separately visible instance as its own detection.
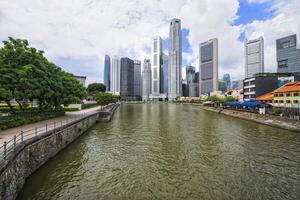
[0,106,103,145]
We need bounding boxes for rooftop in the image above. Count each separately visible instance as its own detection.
[274,81,300,93]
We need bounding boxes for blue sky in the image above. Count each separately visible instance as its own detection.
[0,0,299,84]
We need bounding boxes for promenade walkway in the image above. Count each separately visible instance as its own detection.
[0,106,103,146]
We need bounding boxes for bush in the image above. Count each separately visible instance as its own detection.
[0,110,65,131]
[273,108,282,115]
[63,107,80,112]
[81,103,98,110]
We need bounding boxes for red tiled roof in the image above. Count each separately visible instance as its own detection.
[274,81,300,93]
[256,92,274,101]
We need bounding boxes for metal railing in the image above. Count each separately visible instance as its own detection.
[0,104,116,166]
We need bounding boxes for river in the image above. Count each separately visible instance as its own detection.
[17,103,300,200]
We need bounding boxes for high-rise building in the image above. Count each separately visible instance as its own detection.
[199,38,218,95]
[104,55,111,91]
[133,60,142,98]
[232,80,243,90]
[120,57,134,98]
[142,59,152,101]
[168,18,182,101]
[186,65,196,97]
[110,56,120,95]
[152,36,163,96]
[276,34,300,73]
[223,74,231,90]
[245,37,264,78]
[162,53,168,94]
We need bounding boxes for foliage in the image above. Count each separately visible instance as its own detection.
[63,106,80,112]
[95,93,117,108]
[87,83,106,96]
[0,110,65,131]
[0,37,87,113]
[273,108,282,115]
[206,95,223,102]
[224,96,236,102]
[81,103,99,110]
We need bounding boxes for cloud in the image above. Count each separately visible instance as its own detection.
[0,0,299,84]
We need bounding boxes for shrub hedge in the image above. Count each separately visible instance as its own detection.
[81,103,99,110]
[0,110,65,131]
[63,107,80,112]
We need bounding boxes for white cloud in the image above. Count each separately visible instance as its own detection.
[0,0,299,84]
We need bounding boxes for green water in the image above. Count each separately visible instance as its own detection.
[17,104,300,200]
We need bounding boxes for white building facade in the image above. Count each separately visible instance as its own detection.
[168,18,182,101]
[142,59,152,101]
[110,56,121,95]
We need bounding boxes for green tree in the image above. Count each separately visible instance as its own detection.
[224,96,236,102]
[87,83,106,96]
[95,92,116,110]
[206,95,223,102]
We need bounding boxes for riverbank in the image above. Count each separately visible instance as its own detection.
[186,103,300,133]
[0,103,119,200]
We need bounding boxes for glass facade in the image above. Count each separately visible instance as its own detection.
[104,55,111,91]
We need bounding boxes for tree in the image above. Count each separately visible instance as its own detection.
[0,37,87,113]
[95,93,116,110]
[206,95,223,102]
[224,96,236,102]
[87,83,106,96]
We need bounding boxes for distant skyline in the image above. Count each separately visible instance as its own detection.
[0,0,299,84]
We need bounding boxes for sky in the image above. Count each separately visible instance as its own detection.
[0,0,299,84]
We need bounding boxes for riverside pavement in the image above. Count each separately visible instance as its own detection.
[0,106,104,146]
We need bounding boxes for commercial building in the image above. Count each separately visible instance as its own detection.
[120,57,134,99]
[74,75,86,87]
[243,72,300,101]
[245,37,264,78]
[232,80,243,90]
[223,74,231,90]
[273,81,300,109]
[133,60,142,98]
[168,18,182,101]
[186,65,197,97]
[199,38,218,95]
[276,34,300,73]
[104,54,111,91]
[142,59,152,101]
[162,53,168,94]
[110,56,121,95]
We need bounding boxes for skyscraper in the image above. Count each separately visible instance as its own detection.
[276,34,300,73]
[104,55,111,91]
[110,56,120,95]
[152,36,163,96]
[199,38,218,95]
[245,37,264,78]
[186,65,196,97]
[223,74,231,90]
[133,60,142,98]
[142,59,152,101]
[161,53,168,94]
[120,57,134,99]
[168,18,182,101]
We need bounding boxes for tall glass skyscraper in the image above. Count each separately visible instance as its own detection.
[199,38,218,95]
[142,59,152,101]
[162,53,168,94]
[245,37,264,78]
[276,34,300,73]
[104,55,111,91]
[133,60,142,97]
[110,56,120,95]
[223,73,231,90]
[152,36,163,96]
[168,18,182,101]
[120,57,134,98]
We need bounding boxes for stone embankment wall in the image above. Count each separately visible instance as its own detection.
[190,104,300,132]
[0,103,119,200]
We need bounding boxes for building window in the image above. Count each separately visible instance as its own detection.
[286,100,291,104]
[286,93,291,97]
[278,60,288,68]
[294,92,299,97]
[274,94,278,97]
[153,55,158,65]
[280,100,284,103]
[274,100,278,103]
[294,100,299,104]
[279,93,284,97]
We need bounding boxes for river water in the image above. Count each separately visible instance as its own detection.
[17,104,300,200]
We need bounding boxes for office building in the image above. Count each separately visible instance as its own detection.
[162,53,168,94]
[151,36,163,95]
[142,59,152,101]
[120,57,134,99]
[223,74,231,90]
[110,56,120,95]
[245,37,264,78]
[232,80,243,90]
[186,65,196,97]
[243,72,300,101]
[104,54,111,91]
[276,34,300,73]
[199,38,218,95]
[168,18,182,101]
[133,60,142,98]
[74,75,86,87]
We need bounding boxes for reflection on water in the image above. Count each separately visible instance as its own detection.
[17,104,300,200]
